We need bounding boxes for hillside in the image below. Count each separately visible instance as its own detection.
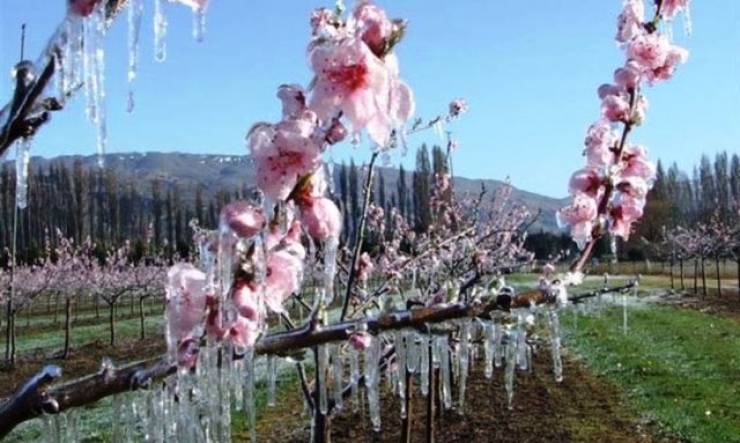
[22,152,566,232]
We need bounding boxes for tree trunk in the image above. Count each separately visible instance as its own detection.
[693,258,698,294]
[5,299,12,364]
[54,293,60,325]
[63,298,72,359]
[679,258,684,290]
[139,297,146,340]
[401,368,413,443]
[701,255,707,297]
[669,259,674,289]
[109,303,116,347]
[715,255,722,297]
[426,345,436,443]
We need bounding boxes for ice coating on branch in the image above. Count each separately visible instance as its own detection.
[68,0,102,17]
[14,139,31,210]
[484,321,495,378]
[127,0,143,113]
[458,320,471,408]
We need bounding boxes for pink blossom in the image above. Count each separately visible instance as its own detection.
[264,250,303,313]
[616,0,646,43]
[228,316,260,349]
[68,0,101,17]
[614,61,641,89]
[248,110,323,200]
[557,194,599,249]
[325,118,348,145]
[600,89,632,123]
[176,337,200,369]
[299,197,342,240]
[449,98,469,118]
[165,264,208,365]
[352,1,394,57]
[660,0,690,20]
[348,331,373,351]
[232,281,260,322]
[627,33,688,83]
[568,169,602,197]
[609,196,645,240]
[356,252,375,282]
[615,175,650,198]
[311,8,337,37]
[277,84,307,119]
[621,144,657,181]
[220,201,265,238]
[584,120,619,167]
[557,194,598,228]
[308,38,413,146]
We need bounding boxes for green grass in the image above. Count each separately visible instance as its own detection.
[564,304,740,443]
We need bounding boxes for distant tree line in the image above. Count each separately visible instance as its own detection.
[0,144,453,265]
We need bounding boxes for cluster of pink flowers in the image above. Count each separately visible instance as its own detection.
[165,2,416,367]
[558,0,689,250]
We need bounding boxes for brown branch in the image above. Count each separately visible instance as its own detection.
[0,279,637,438]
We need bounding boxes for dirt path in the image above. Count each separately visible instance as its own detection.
[251,351,672,443]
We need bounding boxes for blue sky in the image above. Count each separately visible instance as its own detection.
[1,1,738,197]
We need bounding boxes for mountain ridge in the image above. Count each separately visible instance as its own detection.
[16,151,566,232]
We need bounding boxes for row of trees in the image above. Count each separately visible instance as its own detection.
[2,234,164,366]
[0,144,451,266]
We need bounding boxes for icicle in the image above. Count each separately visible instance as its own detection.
[437,337,452,410]
[349,347,360,411]
[267,355,277,407]
[493,322,504,368]
[332,344,344,412]
[458,320,470,409]
[127,0,143,113]
[683,4,693,36]
[243,348,257,443]
[154,0,168,62]
[406,332,419,374]
[322,236,339,304]
[326,158,335,194]
[504,329,517,409]
[516,325,528,371]
[484,321,494,378]
[548,309,563,382]
[318,345,329,415]
[364,336,381,432]
[80,4,108,167]
[420,333,429,396]
[395,331,407,395]
[14,138,31,209]
[192,6,207,42]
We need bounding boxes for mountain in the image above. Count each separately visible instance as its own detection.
[22,151,567,232]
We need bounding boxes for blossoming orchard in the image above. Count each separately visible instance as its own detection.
[3,0,739,442]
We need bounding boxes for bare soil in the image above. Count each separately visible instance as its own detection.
[252,352,676,443]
